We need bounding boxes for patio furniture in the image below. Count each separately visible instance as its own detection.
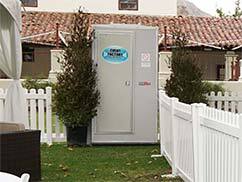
[0,172,30,182]
[0,122,41,182]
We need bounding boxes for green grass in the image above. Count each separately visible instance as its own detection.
[41,144,183,182]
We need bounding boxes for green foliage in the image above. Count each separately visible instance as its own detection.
[216,8,226,18]
[203,82,225,94]
[216,0,242,18]
[22,77,55,90]
[165,28,208,104]
[234,0,242,17]
[55,9,100,128]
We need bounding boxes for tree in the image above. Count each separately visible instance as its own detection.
[55,9,100,128]
[234,0,242,17]
[216,0,242,18]
[216,8,226,18]
[165,28,208,104]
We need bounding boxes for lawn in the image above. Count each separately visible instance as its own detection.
[41,144,183,182]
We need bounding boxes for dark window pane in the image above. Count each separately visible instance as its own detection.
[22,47,35,62]
[119,0,138,10]
[21,0,38,7]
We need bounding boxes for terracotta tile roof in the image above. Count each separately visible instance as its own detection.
[21,11,242,50]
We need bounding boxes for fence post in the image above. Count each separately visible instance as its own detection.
[239,114,242,182]
[159,90,165,155]
[46,87,52,145]
[171,97,179,175]
[192,103,205,182]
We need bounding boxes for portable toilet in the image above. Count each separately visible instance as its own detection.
[92,24,158,144]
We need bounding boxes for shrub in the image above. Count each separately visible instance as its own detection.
[22,77,55,90]
[165,28,208,104]
[203,82,225,94]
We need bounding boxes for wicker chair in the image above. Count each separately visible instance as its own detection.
[0,122,41,182]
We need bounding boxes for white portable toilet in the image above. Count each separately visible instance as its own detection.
[92,24,158,144]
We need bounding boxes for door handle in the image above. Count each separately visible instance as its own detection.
[125,81,131,86]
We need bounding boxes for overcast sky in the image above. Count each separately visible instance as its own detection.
[189,0,239,15]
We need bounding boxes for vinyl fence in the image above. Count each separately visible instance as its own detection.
[159,90,242,182]
[0,87,66,145]
[207,91,242,113]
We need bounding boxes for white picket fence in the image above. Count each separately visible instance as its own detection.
[159,90,242,182]
[0,87,66,145]
[207,91,242,113]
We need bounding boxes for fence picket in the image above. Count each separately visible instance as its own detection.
[207,91,242,114]
[55,114,60,139]
[210,92,215,108]
[239,114,242,182]
[23,89,29,128]
[159,90,165,155]
[64,125,67,138]
[38,89,45,141]
[171,97,179,175]
[224,92,229,112]
[160,91,242,182]
[238,93,242,114]
[30,89,37,129]
[0,88,4,121]
[192,103,205,182]
[0,87,66,144]
[46,87,52,145]
[217,92,222,110]
[231,92,236,113]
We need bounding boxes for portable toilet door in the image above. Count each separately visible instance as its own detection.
[92,24,158,144]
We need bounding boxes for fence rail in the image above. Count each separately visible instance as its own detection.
[0,87,66,145]
[159,90,242,182]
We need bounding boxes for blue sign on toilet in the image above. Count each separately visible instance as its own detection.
[102,46,128,64]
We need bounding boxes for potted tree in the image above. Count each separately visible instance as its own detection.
[55,10,100,146]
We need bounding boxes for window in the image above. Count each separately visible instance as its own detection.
[21,0,38,7]
[23,47,35,62]
[119,0,138,11]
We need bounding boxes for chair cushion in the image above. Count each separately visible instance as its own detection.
[0,122,25,132]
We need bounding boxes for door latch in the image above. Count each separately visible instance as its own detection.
[125,81,131,86]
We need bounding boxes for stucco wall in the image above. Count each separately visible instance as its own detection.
[159,50,227,81]
[192,50,226,80]
[159,50,229,88]
[25,0,177,16]
[22,47,51,78]
[159,51,171,88]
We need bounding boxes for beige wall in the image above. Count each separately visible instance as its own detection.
[159,50,228,88]
[22,47,51,78]
[25,0,177,16]
[159,51,172,88]
[192,50,226,80]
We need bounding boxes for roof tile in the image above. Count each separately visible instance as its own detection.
[22,11,242,49]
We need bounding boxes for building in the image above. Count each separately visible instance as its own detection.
[1,11,241,90]
[17,11,242,83]
[23,0,177,16]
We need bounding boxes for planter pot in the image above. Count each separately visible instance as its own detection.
[66,126,88,146]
